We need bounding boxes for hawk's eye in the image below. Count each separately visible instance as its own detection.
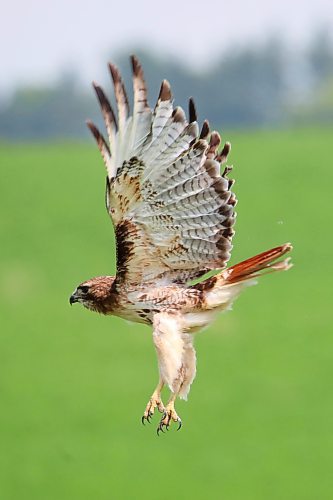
[79,285,89,294]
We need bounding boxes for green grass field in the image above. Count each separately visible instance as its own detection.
[1,128,332,499]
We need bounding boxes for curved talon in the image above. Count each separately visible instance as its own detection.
[143,395,165,428]
[156,407,182,434]
[157,426,164,436]
[142,412,154,425]
[145,397,181,434]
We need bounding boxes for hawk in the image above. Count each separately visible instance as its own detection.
[70,56,292,434]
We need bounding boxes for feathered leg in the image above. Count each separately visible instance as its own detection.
[155,337,196,433]
[146,313,196,433]
[177,333,196,400]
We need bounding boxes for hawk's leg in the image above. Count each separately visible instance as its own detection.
[152,313,197,434]
[157,392,182,434]
[142,378,165,424]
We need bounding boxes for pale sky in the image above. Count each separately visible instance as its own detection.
[1,0,333,94]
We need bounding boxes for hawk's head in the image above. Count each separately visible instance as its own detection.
[69,276,116,314]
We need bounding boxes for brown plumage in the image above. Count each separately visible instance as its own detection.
[70,55,292,433]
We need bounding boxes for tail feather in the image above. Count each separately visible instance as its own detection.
[222,243,293,284]
[196,243,293,311]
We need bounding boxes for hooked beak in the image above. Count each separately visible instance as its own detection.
[69,294,78,305]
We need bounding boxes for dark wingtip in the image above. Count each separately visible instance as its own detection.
[189,97,197,123]
[130,54,141,76]
[217,142,231,163]
[108,61,120,84]
[92,82,117,125]
[86,119,100,140]
[172,106,185,123]
[158,79,172,102]
[222,141,231,156]
[108,61,130,113]
[86,119,110,155]
[92,81,107,106]
[210,131,221,149]
[200,120,210,139]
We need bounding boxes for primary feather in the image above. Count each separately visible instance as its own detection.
[88,55,236,286]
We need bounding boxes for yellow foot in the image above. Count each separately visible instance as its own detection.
[157,403,182,435]
[142,395,165,425]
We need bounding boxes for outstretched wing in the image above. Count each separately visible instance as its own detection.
[87,56,237,286]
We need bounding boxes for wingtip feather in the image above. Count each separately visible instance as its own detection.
[158,79,172,102]
[108,61,119,84]
[130,54,142,77]
[189,97,197,123]
[86,119,100,141]
[217,142,231,164]
[200,120,210,139]
[86,119,110,154]
[92,82,117,124]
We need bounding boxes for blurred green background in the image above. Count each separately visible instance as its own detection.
[1,128,332,499]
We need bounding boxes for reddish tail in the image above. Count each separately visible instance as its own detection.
[195,243,292,311]
[222,243,293,284]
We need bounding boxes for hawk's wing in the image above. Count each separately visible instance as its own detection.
[87,56,237,286]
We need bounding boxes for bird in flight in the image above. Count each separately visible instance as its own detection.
[70,56,292,434]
